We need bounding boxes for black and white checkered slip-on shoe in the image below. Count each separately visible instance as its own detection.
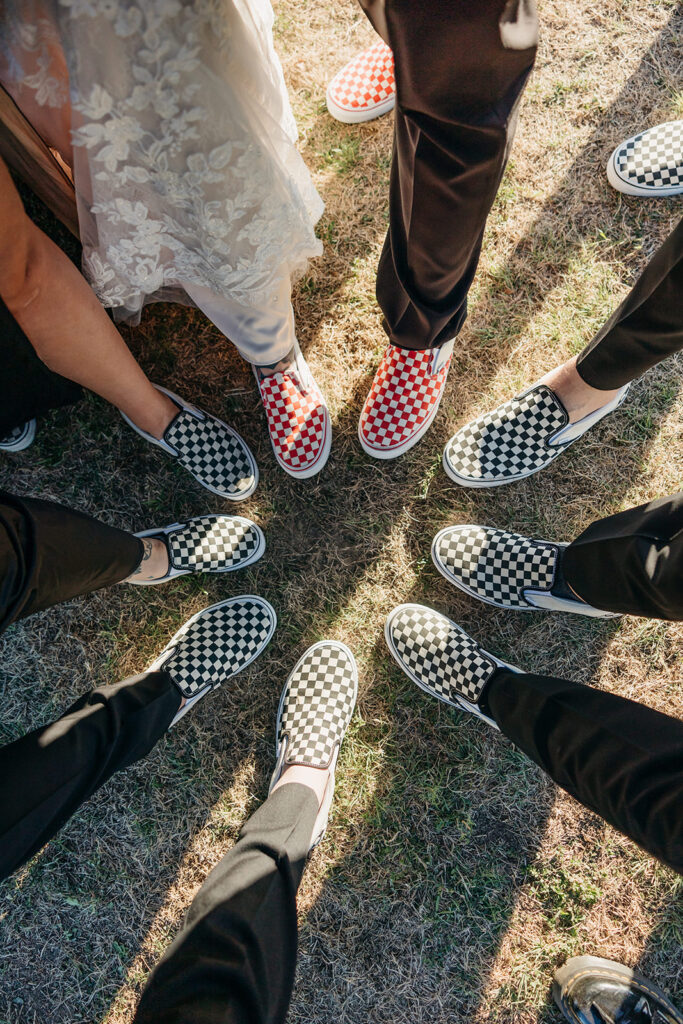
[385,604,523,729]
[443,382,629,488]
[607,121,683,197]
[0,419,36,452]
[148,596,276,727]
[129,515,265,586]
[269,641,358,849]
[120,386,258,501]
[432,525,618,617]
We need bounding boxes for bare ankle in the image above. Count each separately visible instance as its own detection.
[272,763,330,807]
[540,355,621,423]
[123,537,170,583]
[137,393,178,439]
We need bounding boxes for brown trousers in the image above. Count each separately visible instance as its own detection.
[363,1,683,387]
[361,0,539,350]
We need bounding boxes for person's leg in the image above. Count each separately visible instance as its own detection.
[0,669,180,880]
[358,0,538,460]
[0,156,177,439]
[385,605,683,874]
[186,277,332,481]
[540,217,683,421]
[0,294,82,435]
[0,595,279,881]
[0,491,147,631]
[363,0,538,350]
[562,492,683,619]
[486,667,683,874]
[134,783,319,1024]
[134,640,357,1024]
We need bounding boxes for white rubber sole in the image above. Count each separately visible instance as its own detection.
[606,153,683,197]
[385,604,515,730]
[325,89,395,124]
[129,515,266,586]
[0,419,36,452]
[441,447,565,488]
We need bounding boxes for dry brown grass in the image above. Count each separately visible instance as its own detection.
[1,1,682,1022]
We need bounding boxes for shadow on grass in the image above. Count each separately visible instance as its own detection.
[0,9,681,1023]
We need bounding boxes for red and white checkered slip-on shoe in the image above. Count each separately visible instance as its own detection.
[358,340,454,460]
[326,40,395,124]
[255,351,331,480]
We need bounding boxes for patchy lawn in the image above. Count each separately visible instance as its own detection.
[0,1,681,1022]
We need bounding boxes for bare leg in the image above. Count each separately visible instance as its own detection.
[121,537,170,583]
[271,762,330,806]
[539,355,621,423]
[0,158,177,439]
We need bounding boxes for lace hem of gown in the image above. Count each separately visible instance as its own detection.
[0,0,323,325]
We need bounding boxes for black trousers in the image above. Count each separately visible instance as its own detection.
[563,492,683,620]
[127,680,683,1024]
[0,488,167,879]
[0,489,143,632]
[0,295,82,434]
[577,217,683,389]
[0,669,179,880]
[362,0,539,349]
[487,669,683,875]
[134,783,319,1024]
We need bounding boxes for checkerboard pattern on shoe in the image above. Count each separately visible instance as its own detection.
[609,121,683,196]
[168,516,262,573]
[277,643,357,768]
[326,40,395,123]
[257,369,329,477]
[155,597,276,699]
[359,345,452,457]
[433,526,558,609]
[386,605,497,707]
[165,409,255,498]
[443,385,568,486]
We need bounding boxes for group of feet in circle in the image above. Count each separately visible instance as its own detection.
[2,41,681,1024]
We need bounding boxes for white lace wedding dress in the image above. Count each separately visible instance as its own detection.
[0,0,323,364]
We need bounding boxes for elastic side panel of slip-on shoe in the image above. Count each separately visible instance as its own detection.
[548,384,629,446]
[524,590,620,617]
